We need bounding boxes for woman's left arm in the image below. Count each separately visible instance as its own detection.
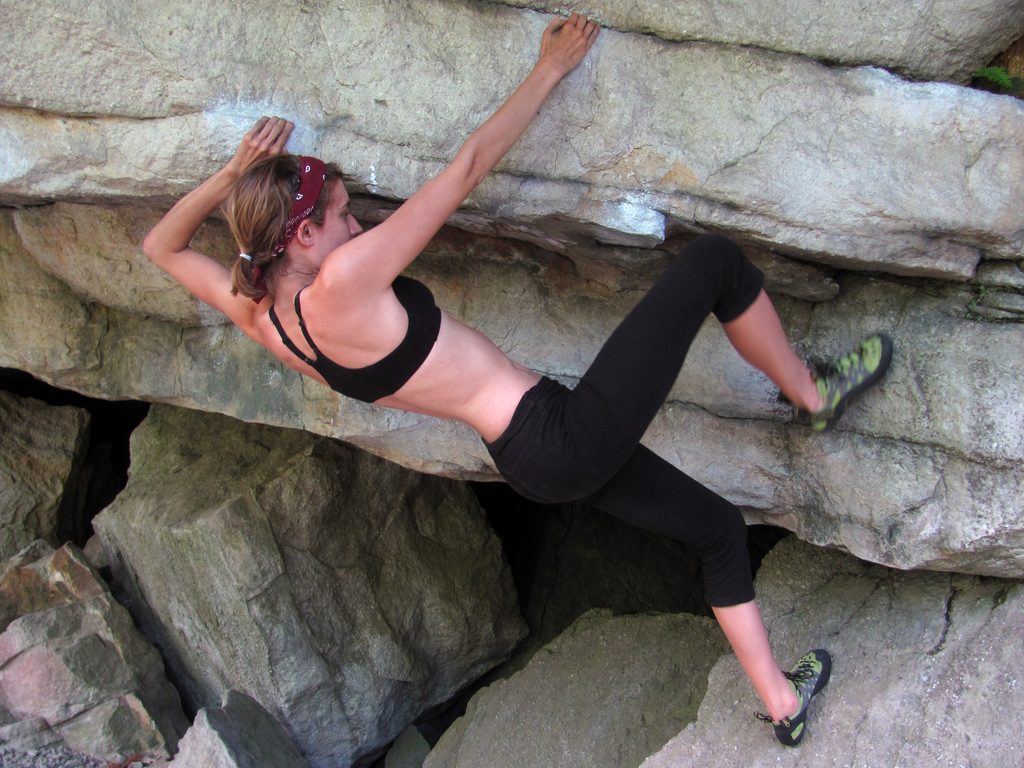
[143,117,293,333]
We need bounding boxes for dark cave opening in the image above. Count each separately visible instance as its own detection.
[0,367,149,548]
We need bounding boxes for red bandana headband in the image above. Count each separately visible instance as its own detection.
[274,156,328,253]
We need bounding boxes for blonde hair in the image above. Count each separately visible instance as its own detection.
[224,155,344,299]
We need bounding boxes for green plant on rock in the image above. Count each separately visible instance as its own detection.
[972,66,1024,97]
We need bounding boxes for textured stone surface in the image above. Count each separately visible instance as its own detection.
[13,204,230,327]
[641,537,1024,767]
[0,745,106,768]
[0,543,187,763]
[1,1,1022,276]
[4,205,1022,577]
[424,609,729,768]
[0,3,1021,573]
[384,727,431,768]
[0,391,89,560]
[498,0,1024,82]
[93,405,526,768]
[167,691,309,768]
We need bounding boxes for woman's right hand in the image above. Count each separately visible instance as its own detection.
[317,15,600,293]
[227,116,294,177]
[537,13,600,78]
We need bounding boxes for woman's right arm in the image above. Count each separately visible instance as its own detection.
[317,14,600,296]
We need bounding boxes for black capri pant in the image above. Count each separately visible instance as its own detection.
[484,235,764,607]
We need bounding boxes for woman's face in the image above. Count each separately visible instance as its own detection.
[317,181,363,250]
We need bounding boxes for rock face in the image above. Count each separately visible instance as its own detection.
[641,537,1024,767]
[4,202,1022,579]
[3,3,1022,765]
[500,0,1024,82]
[0,6,1020,576]
[93,405,526,768]
[2,3,1022,274]
[0,541,187,762]
[0,391,90,561]
[420,536,1024,768]
[167,691,309,768]
[423,609,729,768]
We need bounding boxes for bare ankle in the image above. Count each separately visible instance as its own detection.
[786,373,822,413]
[803,376,824,413]
[768,682,799,722]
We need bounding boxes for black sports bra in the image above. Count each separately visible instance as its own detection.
[269,276,442,403]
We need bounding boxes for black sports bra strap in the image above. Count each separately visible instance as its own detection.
[268,303,316,365]
[268,277,440,403]
[293,289,325,361]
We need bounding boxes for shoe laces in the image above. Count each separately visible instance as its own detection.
[754,710,793,728]
[755,662,816,726]
[832,348,862,377]
[784,658,817,685]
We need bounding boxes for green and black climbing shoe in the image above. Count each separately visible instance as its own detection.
[808,333,893,431]
[757,648,832,747]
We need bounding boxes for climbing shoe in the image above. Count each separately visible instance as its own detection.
[756,648,832,747]
[808,333,893,431]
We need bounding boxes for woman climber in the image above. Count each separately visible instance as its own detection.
[144,13,891,747]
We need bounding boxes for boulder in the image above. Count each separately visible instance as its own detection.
[498,0,1024,82]
[1,2,1021,277]
[4,205,1022,578]
[0,3,1020,576]
[0,391,90,560]
[93,405,526,768]
[423,608,729,768]
[167,691,309,768]
[0,542,187,762]
[641,537,1024,767]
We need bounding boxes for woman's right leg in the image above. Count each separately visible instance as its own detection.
[565,234,766,479]
[487,234,769,504]
[490,235,834,737]
[722,290,822,413]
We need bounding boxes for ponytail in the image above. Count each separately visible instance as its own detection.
[224,155,344,300]
[230,250,271,301]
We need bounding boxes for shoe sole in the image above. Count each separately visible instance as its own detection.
[815,333,894,430]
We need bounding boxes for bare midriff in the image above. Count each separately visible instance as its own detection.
[375,312,541,443]
[260,308,540,444]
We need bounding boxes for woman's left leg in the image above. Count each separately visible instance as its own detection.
[712,602,798,721]
[583,444,799,722]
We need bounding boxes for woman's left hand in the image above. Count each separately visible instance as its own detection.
[227,116,294,176]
